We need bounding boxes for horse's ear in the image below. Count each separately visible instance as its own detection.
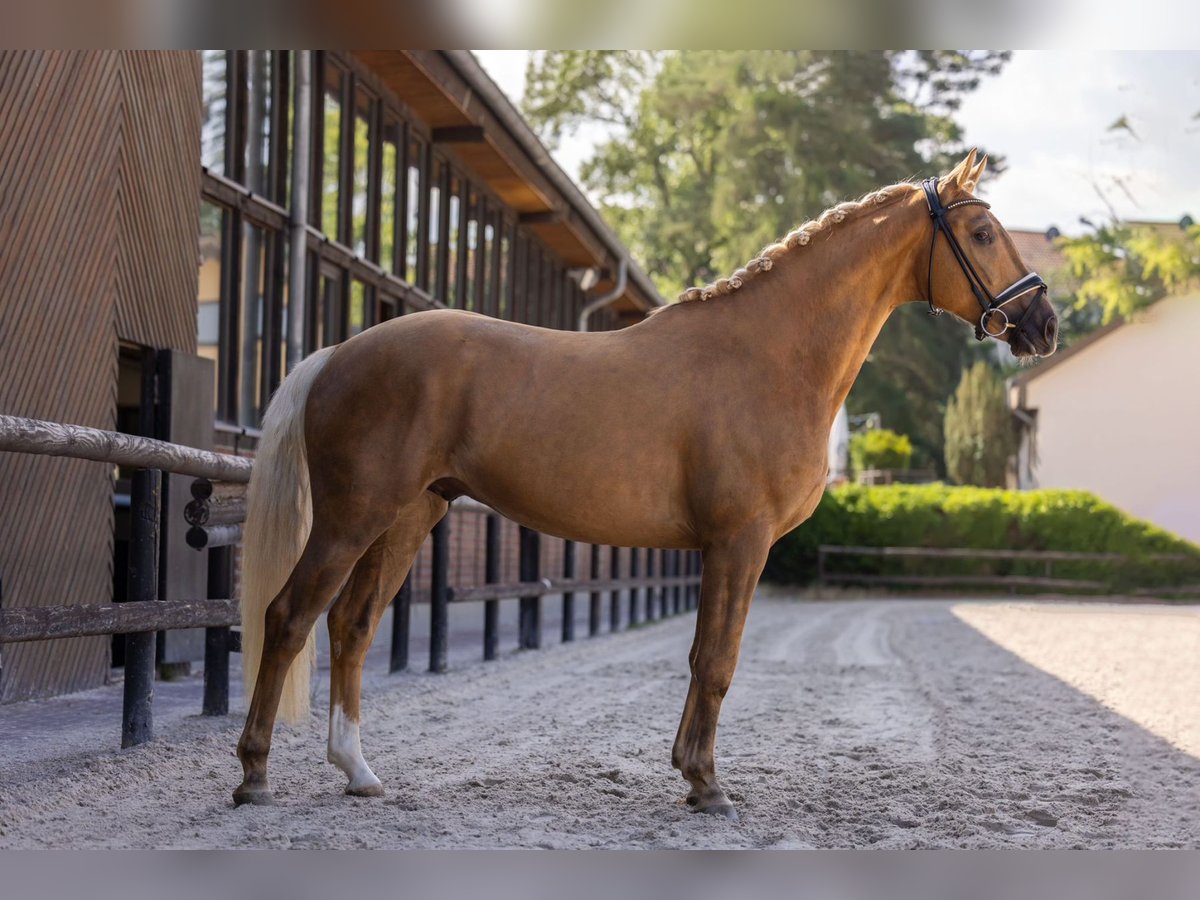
[948,148,979,191]
[963,153,989,193]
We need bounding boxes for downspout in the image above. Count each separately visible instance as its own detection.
[577,259,627,333]
[286,51,312,371]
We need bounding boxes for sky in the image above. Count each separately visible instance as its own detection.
[474,50,1200,235]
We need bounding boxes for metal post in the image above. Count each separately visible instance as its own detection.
[609,546,621,632]
[588,544,601,637]
[561,540,576,642]
[518,526,541,649]
[122,468,161,748]
[669,550,679,614]
[389,574,412,673]
[629,548,640,627]
[483,513,500,661]
[202,544,232,716]
[429,516,450,673]
[645,549,657,621]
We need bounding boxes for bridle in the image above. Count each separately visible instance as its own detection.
[922,176,1047,343]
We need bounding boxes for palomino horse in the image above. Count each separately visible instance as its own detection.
[234,151,1058,818]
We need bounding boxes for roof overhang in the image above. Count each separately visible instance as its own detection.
[352,50,663,320]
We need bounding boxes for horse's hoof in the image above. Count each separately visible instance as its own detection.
[232,785,274,807]
[696,802,739,822]
[345,779,384,798]
[686,788,740,821]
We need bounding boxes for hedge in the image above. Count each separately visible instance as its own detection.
[763,484,1200,592]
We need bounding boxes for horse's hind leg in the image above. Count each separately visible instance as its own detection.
[326,493,447,796]
[671,523,771,821]
[234,521,384,806]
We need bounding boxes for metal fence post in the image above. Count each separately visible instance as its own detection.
[588,544,601,637]
[202,544,232,716]
[122,468,161,748]
[629,548,640,626]
[672,550,682,614]
[483,513,500,661]
[389,573,412,673]
[429,515,450,673]
[645,549,657,621]
[561,539,576,642]
[518,526,541,649]
[609,546,621,632]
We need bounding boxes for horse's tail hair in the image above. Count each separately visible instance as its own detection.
[240,345,336,724]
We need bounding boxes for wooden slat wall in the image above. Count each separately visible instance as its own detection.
[0,51,200,702]
[115,51,201,353]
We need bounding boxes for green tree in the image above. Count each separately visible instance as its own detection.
[1058,220,1200,326]
[943,362,1014,487]
[524,51,1010,473]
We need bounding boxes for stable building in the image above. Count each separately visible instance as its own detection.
[0,51,663,702]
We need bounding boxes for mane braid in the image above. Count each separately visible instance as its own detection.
[674,181,915,304]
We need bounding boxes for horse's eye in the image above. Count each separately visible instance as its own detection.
[973,229,991,243]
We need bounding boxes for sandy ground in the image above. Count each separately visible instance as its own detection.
[0,596,1197,849]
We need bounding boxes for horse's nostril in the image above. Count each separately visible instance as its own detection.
[1045,316,1058,344]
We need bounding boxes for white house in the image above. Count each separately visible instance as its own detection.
[1008,293,1200,545]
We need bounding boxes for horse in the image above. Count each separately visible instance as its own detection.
[233,150,1059,819]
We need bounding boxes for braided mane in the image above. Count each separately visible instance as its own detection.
[674,181,917,304]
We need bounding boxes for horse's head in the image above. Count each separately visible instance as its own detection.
[923,150,1058,359]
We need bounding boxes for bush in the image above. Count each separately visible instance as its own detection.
[763,483,1200,592]
[848,429,913,474]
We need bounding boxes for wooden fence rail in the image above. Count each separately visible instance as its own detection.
[0,414,704,750]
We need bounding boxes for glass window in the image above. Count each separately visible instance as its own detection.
[320,62,343,239]
[465,192,479,312]
[428,161,442,300]
[201,51,227,175]
[380,118,401,275]
[498,228,510,319]
[446,177,461,306]
[482,216,496,316]
[351,90,372,257]
[245,50,274,197]
[349,279,368,337]
[405,137,423,283]
[196,200,225,405]
[239,223,269,427]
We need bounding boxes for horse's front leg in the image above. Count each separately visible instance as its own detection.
[671,523,771,821]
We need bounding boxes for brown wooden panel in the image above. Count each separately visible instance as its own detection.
[115,51,201,353]
[0,51,120,701]
[0,51,202,702]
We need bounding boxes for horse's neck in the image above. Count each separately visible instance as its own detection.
[724,199,926,422]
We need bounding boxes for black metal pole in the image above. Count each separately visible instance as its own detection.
[483,513,500,661]
[609,546,621,632]
[588,543,601,637]
[645,549,657,621]
[518,526,540,649]
[389,573,412,673]
[429,516,450,673]
[628,548,640,627]
[202,544,232,716]
[122,468,160,748]
[672,550,682,614]
[561,539,576,642]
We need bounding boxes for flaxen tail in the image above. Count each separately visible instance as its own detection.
[240,346,336,724]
